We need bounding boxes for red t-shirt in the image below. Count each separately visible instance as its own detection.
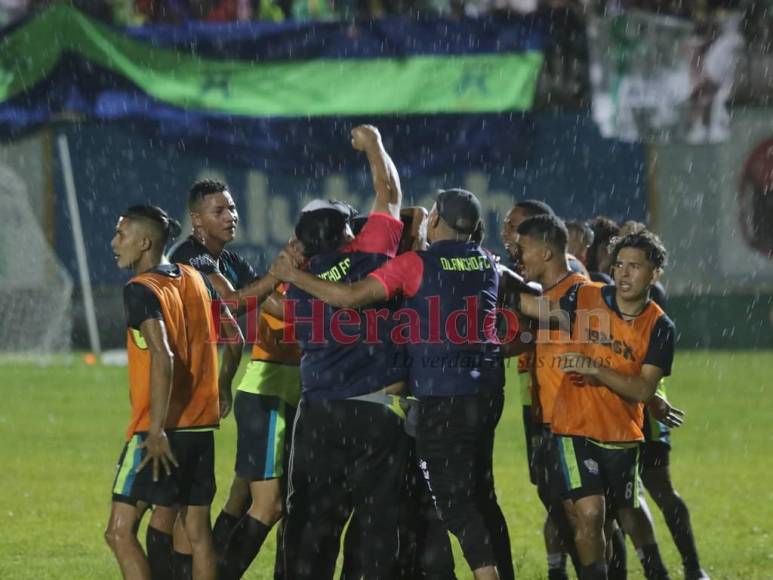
[368,251,425,300]
[345,212,403,257]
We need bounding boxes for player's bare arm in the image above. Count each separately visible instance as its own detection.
[208,240,304,315]
[213,301,244,419]
[270,251,387,309]
[136,318,179,482]
[647,394,685,428]
[352,124,402,218]
[207,271,278,315]
[558,353,664,402]
[399,206,429,252]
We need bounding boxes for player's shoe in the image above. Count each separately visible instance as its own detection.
[685,568,710,580]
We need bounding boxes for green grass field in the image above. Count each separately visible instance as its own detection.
[1,350,771,579]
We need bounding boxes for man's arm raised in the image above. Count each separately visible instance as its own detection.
[351,125,402,219]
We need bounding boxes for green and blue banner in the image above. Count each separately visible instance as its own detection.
[0,6,544,124]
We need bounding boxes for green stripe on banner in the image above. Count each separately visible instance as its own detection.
[0,6,543,116]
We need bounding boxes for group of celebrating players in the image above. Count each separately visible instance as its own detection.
[103,125,708,580]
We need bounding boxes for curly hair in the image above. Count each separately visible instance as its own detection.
[609,230,668,269]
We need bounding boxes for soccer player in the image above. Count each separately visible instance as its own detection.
[105,205,243,580]
[545,231,675,580]
[501,200,583,577]
[500,200,555,477]
[641,395,708,580]
[614,226,709,580]
[511,214,589,580]
[274,124,408,579]
[272,188,511,580]
[169,179,301,580]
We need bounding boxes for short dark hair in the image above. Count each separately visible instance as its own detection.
[587,216,620,272]
[610,231,668,269]
[516,214,568,253]
[189,179,228,211]
[566,220,594,247]
[514,199,555,217]
[295,209,349,258]
[121,205,182,245]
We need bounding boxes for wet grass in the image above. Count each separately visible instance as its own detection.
[0,350,771,579]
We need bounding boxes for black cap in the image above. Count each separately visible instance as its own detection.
[436,189,482,235]
[295,199,359,258]
[300,199,357,221]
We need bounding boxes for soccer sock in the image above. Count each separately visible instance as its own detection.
[607,526,628,580]
[212,510,241,559]
[146,526,173,580]
[172,551,192,580]
[547,553,569,580]
[637,543,670,580]
[219,514,271,580]
[580,561,608,580]
[548,502,582,576]
[661,495,702,573]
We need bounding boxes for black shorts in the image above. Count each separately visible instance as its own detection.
[553,435,640,512]
[415,389,505,571]
[639,440,670,471]
[112,430,216,507]
[234,391,296,481]
[531,424,563,507]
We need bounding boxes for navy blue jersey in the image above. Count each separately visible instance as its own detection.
[287,213,405,400]
[169,235,258,291]
[371,240,503,398]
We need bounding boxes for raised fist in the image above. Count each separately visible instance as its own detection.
[351,124,381,151]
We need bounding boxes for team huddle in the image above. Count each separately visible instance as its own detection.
[103,125,708,580]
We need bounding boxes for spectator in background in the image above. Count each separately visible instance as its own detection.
[134,0,239,22]
[536,0,590,106]
[686,11,744,143]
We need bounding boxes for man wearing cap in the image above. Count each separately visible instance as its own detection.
[277,124,408,580]
[271,188,512,580]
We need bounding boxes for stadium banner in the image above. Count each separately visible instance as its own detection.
[588,10,743,144]
[652,108,773,294]
[717,110,773,280]
[0,5,543,129]
[51,115,647,286]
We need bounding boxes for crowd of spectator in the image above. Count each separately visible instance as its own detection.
[0,0,766,36]
[0,0,691,25]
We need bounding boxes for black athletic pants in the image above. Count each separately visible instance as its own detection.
[416,388,512,575]
[283,398,407,580]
